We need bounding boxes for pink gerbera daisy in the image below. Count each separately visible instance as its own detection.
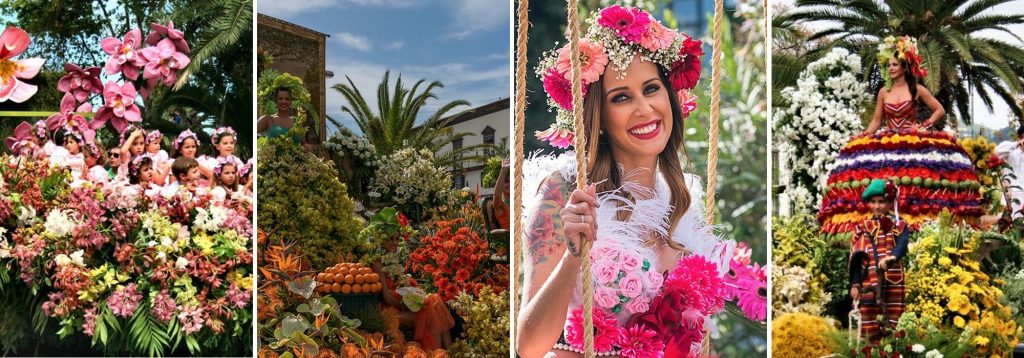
[618,324,665,358]
[723,258,753,300]
[666,255,728,315]
[737,264,767,322]
[565,306,622,353]
[640,22,676,52]
[597,5,651,43]
[555,39,609,84]
[543,68,586,111]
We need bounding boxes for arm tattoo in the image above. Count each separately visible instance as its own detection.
[523,175,574,265]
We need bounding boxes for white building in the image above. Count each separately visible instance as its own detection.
[437,98,509,196]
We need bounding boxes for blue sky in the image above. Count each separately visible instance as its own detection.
[257,0,510,132]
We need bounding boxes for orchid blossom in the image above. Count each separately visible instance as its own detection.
[57,63,103,102]
[146,21,190,54]
[5,121,36,154]
[100,29,144,80]
[46,93,96,144]
[92,81,142,133]
[0,26,45,103]
[139,38,191,86]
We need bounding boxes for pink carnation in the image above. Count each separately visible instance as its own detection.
[107,283,142,318]
[555,39,609,84]
[543,68,586,111]
[639,21,676,52]
[565,307,622,352]
[618,324,665,358]
[597,5,651,43]
[619,273,644,299]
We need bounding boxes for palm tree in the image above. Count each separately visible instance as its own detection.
[332,70,491,168]
[777,0,1024,125]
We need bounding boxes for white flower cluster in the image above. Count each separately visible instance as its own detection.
[774,47,868,207]
[771,264,831,316]
[44,208,78,237]
[370,148,452,207]
[325,131,380,167]
[194,206,228,233]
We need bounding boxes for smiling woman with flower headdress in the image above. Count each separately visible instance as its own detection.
[516,6,734,358]
[817,36,984,240]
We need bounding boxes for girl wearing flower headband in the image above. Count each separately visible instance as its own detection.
[861,36,945,135]
[144,130,169,170]
[156,129,212,184]
[82,142,109,184]
[116,126,147,178]
[128,156,162,198]
[239,158,254,195]
[849,179,910,345]
[35,120,57,158]
[51,127,86,179]
[199,126,241,179]
[210,157,242,206]
[518,6,733,357]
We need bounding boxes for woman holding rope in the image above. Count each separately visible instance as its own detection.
[516,6,733,357]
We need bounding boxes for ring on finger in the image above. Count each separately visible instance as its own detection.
[580,214,586,224]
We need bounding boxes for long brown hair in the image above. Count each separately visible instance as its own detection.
[581,69,690,251]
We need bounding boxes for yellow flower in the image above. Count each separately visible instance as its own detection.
[974,335,990,346]
[954,316,966,328]
[938,257,952,267]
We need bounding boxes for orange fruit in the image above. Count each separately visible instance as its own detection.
[355,274,365,284]
[376,282,383,292]
[341,284,352,294]
[344,274,355,284]
[338,268,349,277]
[352,284,363,294]
[331,283,342,293]
[369,273,379,283]
[360,283,370,293]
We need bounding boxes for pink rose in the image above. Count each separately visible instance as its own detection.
[619,273,644,298]
[620,254,641,272]
[595,260,621,285]
[647,270,664,292]
[626,294,651,314]
[593,246,620,261]
[596,287,620,309]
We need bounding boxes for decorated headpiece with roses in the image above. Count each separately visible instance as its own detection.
[146,130,163,144]
[534,5,704,148]
[877,35,928,90]
[213,156,242,176]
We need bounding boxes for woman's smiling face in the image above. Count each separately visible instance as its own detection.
[601,55,673,162]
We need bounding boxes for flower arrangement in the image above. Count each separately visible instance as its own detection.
[774,47,869,208]
[771,312,837,358]
[358,207,417,287]
[0,156,253,356]
[532,5,703,148]
[405,219,505,301]
[324,128,381,200]
[959,136,1009,214]
[447,287,509,357]
[828,312,971,358]
[369,148,453,215]
[904,215,1021,356]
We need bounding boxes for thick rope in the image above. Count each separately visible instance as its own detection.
[566,1,594,357]
[700,0,725,354]
[512,0,529,346]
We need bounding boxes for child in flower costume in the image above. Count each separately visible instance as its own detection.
[818,35,983,241]
[849,179,910,344]
[517,5,734,357]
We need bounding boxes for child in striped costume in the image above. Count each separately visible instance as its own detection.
[849,179,910,344]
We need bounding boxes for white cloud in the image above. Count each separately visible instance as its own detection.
[333,32,373,52]
[258,0,423,17]
[386,41,406,50]
[446,0,509,39]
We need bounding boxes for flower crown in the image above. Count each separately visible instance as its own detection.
[534,5,703,148]
[146,130,163,144]
[128,155,150,177]
[62,125,85,144]
[174,130,199,150]
[213,156,242,176]
[212,126,236,140]
[877,35,928,90]
[238,159,253,178]
[119,125,143,146]
[86,142,99,156]
[33,120,47,140]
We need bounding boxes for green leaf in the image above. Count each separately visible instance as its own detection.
[281,314,310,337]
[185,334,200,355]
[287,277,316,299]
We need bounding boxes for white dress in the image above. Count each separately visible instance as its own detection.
[145,150,170,170]
[522,152,734,352]
[996,141,1024,218]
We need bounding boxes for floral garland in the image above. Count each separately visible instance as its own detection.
[773,47,869,208]
[877,35,927,90]
[533,5,703,148]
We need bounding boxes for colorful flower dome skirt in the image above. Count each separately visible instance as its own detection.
[817,129,984,240]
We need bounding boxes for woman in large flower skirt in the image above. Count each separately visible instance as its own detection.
[516,5,733,358]
[849,179,910,344]
[818,36,984,240]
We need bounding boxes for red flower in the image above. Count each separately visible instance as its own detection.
[455,269,470,282]
[668,36,703,91]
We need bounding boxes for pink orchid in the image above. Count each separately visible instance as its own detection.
[146,21,190,54]
[139,37,191,86]
[46,93,96,144]
[0,26,45,103]
[93,81,142,133]
[100,28,145,80]
[535,124,575,149]
[57,63,103,102]
[5,121,36,154]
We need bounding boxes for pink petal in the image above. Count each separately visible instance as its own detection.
[119,83,137,102]
[100,37,122,55]
[171,52,190,68]
[146,23,167,46]
[111,117,127,133]
[173,38,190,54]
[76,102,92,113]
[105,58,122,75]
[6,79,37,103]
[59,92,76,113]
[91,108,111,129]
[45,112,64,131]
[123,105,141,122]
[124,28,142,48]
[13,122,31,138]
[0,77,14,101]
[57,75,73,92]
[73,89,89,102]
[14,58,45,79]
[0,27,30,59]
[102,81,120,102]
[143,62,162,79]
[122,64,140,80]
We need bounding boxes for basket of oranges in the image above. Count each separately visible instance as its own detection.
[315,262,384,331]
